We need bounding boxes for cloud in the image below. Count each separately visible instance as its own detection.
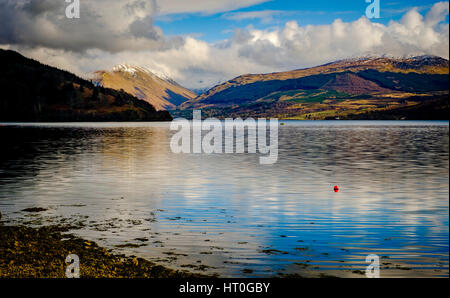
[149,2,449,88]
[424,1,449,26]
[1,1,449,89]
[221,9,352,24]
[222,10,285,24]
[0,0,173,53]
[156,0,272,15]
[0,0,272,53]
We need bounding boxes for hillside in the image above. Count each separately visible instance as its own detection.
[178,56,449,120]
[0,50,172,122]
[92,65,196,111]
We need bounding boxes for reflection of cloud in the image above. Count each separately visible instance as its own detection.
[1,122,448,276]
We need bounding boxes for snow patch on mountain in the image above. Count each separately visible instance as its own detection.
[112,64,173,82]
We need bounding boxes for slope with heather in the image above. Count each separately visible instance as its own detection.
[177,56,449,120]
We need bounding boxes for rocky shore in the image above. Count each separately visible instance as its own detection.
[0,220,205,278]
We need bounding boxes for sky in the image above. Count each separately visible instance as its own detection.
[156,0,448,42]
[0,0,449,89]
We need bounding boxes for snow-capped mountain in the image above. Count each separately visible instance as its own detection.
[92,64,196,111]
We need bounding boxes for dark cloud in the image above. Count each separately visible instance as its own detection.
[125,0,158,16]
[0,0,168,53]
[22,0,63,16]
[0,1,16,44]
[129,16,161,40]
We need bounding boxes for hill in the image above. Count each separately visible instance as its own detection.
[177,56,449,120]
[0,50,172,122]
[92,65,196,111]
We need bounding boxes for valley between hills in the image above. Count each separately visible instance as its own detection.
[87,54,450,121]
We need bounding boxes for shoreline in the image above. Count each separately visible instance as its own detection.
[1,210,448,278]
[0,223,209,278]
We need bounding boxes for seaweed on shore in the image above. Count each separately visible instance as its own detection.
[0,224,208,278]
[22,208,48,213]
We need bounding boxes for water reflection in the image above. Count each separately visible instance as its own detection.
[0,121,448,277]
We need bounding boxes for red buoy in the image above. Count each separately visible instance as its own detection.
[334,185,339,192]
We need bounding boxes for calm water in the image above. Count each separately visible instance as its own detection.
[0,121,448,277]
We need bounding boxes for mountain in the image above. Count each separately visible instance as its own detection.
[0,50,172,122]
[92,65,196,111]
[191,80,228,96]
[178,56,449,120]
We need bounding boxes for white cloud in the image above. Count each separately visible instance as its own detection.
[1,1,449,89]
[156,0,272,15]
[222,10,285,24]
[149,2,449,88]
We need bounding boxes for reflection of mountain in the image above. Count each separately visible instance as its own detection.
[177,56,449,120]
[92,65,196,111]
[0,50,172,122]
[0,124,172,199]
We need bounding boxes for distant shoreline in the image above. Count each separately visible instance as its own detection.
[1,119,449,123]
